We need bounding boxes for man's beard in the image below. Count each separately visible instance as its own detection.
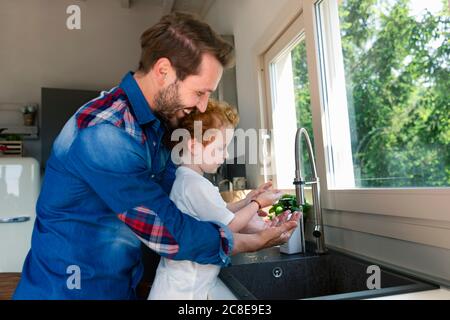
[153,81,188,129]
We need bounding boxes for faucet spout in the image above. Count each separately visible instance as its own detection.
[294,128,327,255]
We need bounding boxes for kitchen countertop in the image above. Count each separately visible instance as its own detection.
[0,273,20,300]
[367,287,450,300]
[229,245,316,265]
[210,281,450,300]
[209,246,450,300]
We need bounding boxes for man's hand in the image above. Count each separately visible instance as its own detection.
[260,211,300,248]
[263,210,290,228]
[231,211,300,254]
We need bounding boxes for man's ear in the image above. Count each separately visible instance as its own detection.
[153,57,177,85]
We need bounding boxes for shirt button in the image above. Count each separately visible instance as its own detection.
[151,174,155,178]
[153,142,156,146]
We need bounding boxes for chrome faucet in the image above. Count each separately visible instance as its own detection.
[294,128,327,254]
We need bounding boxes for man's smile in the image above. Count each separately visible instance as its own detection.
[183,108,194,115]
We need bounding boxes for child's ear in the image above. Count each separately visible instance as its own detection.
[204,135,216,145]
[187,138,202,155]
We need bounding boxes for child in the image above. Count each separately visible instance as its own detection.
[148,99,284,300]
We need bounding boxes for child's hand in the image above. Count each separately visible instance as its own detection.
[245,181,273,205]
[257,209,268,217]
[255,189,283,208]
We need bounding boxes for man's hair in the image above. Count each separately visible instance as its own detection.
[138,12,235,80]
[179,99,239,146]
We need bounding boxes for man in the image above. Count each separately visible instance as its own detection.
[14,12,298,300]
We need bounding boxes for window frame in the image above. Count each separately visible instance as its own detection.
[262,14,306,189]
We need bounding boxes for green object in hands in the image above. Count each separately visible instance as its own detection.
[267,194,311,220]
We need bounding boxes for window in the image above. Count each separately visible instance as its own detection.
[263,15,316,189]
[294,0,450,221]
[262,1,449,222]
[318,0,449,188]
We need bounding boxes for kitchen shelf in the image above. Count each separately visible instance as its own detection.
[0,126,39,139]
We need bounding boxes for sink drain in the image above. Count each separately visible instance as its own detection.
[272,267,283,278]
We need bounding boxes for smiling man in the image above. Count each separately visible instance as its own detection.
[13,12,298,300]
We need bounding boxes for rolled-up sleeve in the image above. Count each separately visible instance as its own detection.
[66,124,233,266]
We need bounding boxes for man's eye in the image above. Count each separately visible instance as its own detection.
[196,91,204,97]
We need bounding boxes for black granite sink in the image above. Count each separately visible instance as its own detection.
[219,248,438,300]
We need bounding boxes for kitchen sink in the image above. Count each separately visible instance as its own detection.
[218,248,438,300]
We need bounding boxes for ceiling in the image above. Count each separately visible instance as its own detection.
[119,0,216,18]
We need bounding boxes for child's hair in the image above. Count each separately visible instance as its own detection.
[179,99,239,146]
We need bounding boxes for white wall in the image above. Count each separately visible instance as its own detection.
[0,0,163,163]
[204,0,303,188]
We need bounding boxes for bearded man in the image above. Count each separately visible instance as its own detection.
[13,12,298,300]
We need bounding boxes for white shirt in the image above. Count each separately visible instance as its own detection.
[148,166,235,300]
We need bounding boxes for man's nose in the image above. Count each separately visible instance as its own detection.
[196,94,209,113]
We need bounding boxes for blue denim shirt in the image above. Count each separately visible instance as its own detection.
[13,72,234,300]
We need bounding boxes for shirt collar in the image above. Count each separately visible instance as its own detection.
[119,71,161,131]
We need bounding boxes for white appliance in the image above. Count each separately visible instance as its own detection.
[0,157,40,272]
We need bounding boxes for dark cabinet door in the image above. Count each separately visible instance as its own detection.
[41,87,100,169]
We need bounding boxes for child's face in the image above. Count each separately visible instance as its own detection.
[195,126,234,174]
